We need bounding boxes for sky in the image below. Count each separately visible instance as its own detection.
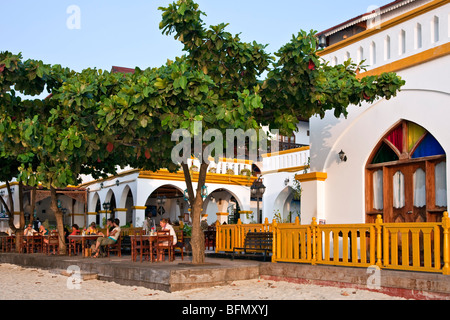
[1,0,390,73]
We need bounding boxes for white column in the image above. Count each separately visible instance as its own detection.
[297,172,327,224]
[114,208,127,226]
[133,206,146,227]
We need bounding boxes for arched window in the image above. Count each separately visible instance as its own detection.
[366,121,446,223]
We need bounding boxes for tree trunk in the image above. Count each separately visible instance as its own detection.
[50,185,67,254]
[29,186,37,228]
[181,160,208,265]
[16,182,26,252]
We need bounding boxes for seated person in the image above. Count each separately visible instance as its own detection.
[86,222,98,235]
[70,224,81,236]
[24,224,35,236]
[38,224,48,236]
[92,219,121,258]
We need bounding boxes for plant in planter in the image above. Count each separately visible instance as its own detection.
[190,165,199,173]
[226,168,235,175]
[208,167,216,173]
[240,168,251,177]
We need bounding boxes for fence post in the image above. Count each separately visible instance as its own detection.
[375,214,383,268]
[294,216,300,225]
[215,220,220,253]
[442,212,450,275]
[311,217,317,265]
[264,217,269,232]
[237,218,243,248]
[272,219,277,263]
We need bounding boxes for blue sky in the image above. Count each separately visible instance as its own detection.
[1,0,388,72]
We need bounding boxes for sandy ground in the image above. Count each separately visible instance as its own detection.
[0,263,408,300]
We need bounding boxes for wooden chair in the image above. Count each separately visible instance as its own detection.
[106,236,122,257]
[204,230,216,250]
[131,232,150,262]
[157,230,170,236]
[140,235,153,262]
[44,234,59,255]
[68,237,80,256]
[154,235,173,262]
[27,234,43,253]
[174,230,184,261]
[2,236,15,252]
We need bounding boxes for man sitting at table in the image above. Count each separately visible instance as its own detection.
[24,224,35,236]
[92,218,121,258]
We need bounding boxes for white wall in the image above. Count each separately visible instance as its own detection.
[307,54,450,224]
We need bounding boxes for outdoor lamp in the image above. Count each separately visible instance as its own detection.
[318,35,327,48]
[201,185,208,199]
[338,150,348,162]
[157,195,166,206]
[61,208,67,215]
[258,183,266,195]
[115,179,120,186]
[102,201,110,211]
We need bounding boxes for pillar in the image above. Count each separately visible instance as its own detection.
[132,206,147,227]
[295,172,327,224]
[114,208,128,226]
[216,212,229,225]
[86,212,97,227]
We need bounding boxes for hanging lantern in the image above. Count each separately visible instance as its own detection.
[201,185,208,199]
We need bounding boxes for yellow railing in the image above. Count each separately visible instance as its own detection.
[216,212,450,275]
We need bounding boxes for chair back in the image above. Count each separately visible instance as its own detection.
[155,235,172,248]
[157,230,169,236]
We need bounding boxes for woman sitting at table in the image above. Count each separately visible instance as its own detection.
[38,224,48,236]
[86,222,98,235]
[70,224,81,236]
[92,218,121,258]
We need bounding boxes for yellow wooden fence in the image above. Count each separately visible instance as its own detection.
[215,212,450,275]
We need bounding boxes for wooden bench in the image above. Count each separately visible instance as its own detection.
[232,232,273,262]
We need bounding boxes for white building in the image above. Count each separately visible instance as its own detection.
[298,0,449,225]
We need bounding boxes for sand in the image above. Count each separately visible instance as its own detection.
[0,263,408,300]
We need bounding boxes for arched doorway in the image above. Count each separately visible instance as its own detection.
[145,185,186,224]
[273,186,301,223]
[365,120,446,223]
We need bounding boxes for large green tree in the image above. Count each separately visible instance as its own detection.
[1,0,404,262]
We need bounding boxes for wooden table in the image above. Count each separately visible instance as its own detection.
[129,234,174,262]
[68,235,100,257]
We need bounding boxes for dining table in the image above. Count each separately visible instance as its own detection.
[68,234,101,257]
[129,234,173,262]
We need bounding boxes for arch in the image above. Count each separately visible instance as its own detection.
[144,184,186,224]
[89,192,100,213]
[365,120,446,223]
[206,186,244,214]
[118,184,134,209]
[273,186,300,223]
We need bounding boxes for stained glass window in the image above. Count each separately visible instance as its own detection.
[371,121,445,164]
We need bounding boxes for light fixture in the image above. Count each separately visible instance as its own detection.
[61,208,68,215]
[318,35,327,48]
[102,201,110,211]
[284,178,290,186]
[115,179,120,186]
[338,150,348,162]
[157,195,166,207]
[100,182,104,189]
[201,185,208,199]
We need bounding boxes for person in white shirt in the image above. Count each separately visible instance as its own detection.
[159,218,177,245]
